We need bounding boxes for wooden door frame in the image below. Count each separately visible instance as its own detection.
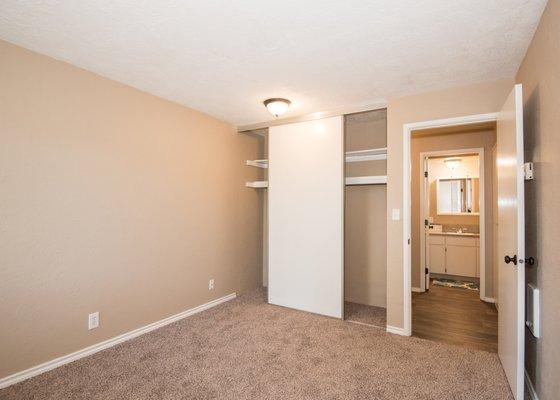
[401,112,497,336]
[418,148,486,302]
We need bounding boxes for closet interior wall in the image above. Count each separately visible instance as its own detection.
[344,110,388,308]
[241,129,268,287]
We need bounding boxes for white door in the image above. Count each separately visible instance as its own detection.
[497,84,525,399]
[268,116,344,318]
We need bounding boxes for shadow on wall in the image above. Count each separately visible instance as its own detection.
[522,84,540,384]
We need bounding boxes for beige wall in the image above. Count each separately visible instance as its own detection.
[0,40,262,379]
[386,78,514,329]
[516,1,560,398]
[344,111,387,308]
[410,130,496,295]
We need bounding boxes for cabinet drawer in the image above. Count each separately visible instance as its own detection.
[445,236,477,247]
[429,235,445,245]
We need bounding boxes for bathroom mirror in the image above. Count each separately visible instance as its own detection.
[436,177,479,215]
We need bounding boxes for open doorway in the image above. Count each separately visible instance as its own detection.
[400,87,526,398]
[420,151,484,294]
[409,122,499,352]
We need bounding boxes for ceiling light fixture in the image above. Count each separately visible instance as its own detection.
[444,158,462,170]
[264,98,291,117]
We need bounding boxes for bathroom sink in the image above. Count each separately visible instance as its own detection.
[430,231,479,237]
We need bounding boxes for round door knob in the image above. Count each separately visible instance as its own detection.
[504,255,517,265]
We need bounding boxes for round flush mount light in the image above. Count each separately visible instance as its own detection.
[264,98,291,117]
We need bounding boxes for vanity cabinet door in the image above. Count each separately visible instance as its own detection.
[476,247,480,278]
[446,245,477,277]
[429,244,446,274]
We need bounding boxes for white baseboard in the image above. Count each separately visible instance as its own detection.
[525,369,539,400]
[0,292,236,389]
[482,296,496,303]
[386,325,408,336]
[411,287,423,293]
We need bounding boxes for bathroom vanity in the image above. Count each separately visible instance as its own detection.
[428,232,480,278]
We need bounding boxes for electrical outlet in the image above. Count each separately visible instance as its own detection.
[208,279,215,290]
[88,312,99,330]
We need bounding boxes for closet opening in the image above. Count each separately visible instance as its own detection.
[409,122,499,352]
[343,109,387,328]
[243,109,388,322]
[242,128,268,290]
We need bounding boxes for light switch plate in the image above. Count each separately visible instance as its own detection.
[392,209,400,221]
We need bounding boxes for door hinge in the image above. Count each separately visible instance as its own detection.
[524,162,534,180]
[408,238,411,245]
[424,219,429,226]
[425,267,429,274]
[424,171,428,178]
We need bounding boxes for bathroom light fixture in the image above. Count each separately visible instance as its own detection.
[444,158,462,170]
[264,98,291,117]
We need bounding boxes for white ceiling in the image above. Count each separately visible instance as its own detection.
[0,1,546,127]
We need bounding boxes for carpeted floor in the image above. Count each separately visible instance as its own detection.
[344,301,386,328]
[0,289,513,400]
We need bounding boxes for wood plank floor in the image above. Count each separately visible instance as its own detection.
[412,283,498,352]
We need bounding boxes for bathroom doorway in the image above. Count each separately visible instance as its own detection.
[420,150,484,297]
[409,122,499,352]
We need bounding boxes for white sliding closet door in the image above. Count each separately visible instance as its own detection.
[268,116,344,318]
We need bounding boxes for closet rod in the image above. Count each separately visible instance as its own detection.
[246,181,268,188]
[246,159,268,169]
[345,147,387,162]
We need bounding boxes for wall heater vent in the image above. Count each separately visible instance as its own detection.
[526,283,540,338]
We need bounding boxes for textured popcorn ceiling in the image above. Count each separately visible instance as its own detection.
[0,0,547,126]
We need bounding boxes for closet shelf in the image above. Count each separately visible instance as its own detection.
[246,176,387,188]
[345,147,387,162]
[246,159,268,169]
[243,147,387,168]
[246,180,268,188]
[345,175,387,186]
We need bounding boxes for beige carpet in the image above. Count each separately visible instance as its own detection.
[344,301,386,328]
[0,290,513,400]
